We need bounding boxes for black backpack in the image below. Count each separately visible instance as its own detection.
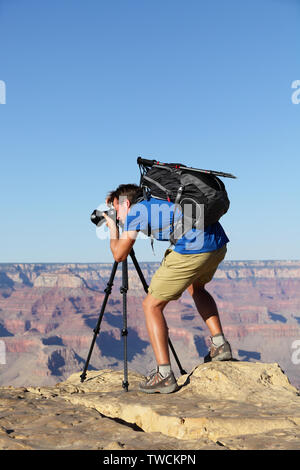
[138,158,236,244]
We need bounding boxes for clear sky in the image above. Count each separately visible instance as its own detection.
[0,0,299,263]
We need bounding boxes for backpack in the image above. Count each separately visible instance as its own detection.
[138,158,236,245]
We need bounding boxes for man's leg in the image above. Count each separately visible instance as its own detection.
[187,280,223,336]
[139,293,179,393]
[187,279,232,361]
[142,293,170,365]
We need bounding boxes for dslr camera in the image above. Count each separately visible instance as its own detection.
[90,207,117,227]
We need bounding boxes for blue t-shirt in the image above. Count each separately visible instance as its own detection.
[124,197,229,254]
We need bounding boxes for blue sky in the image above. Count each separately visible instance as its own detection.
[0,0,299,263]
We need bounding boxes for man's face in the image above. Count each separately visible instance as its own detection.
[113,196,130,224]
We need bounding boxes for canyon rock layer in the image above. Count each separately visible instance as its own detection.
[0,261,300,390]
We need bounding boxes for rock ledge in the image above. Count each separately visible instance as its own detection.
[0,361,299,450]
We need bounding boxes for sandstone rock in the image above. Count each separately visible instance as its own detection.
[0,362,299,450]
[33,271,85,288]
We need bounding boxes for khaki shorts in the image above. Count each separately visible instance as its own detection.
[148,244,227,301]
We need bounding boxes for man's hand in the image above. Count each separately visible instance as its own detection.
[102,211,117,234]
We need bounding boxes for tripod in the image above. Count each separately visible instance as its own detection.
[80,249,186,390]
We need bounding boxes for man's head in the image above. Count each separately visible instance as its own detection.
[106,184,143,224]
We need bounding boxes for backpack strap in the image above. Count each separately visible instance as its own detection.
[142,175,172,201]
[169,184,184,245]
[150,235,155,254]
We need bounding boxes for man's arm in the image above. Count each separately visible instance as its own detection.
[102,212,137,262]
[110,230,138,262]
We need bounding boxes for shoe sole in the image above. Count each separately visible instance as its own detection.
[211,352,233,361]
[139,383,179,394]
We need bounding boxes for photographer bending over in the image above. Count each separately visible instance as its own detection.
[102,183,232,394]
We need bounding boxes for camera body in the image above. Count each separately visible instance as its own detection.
[90,208,116,227]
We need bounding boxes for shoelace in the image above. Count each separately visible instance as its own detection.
[144,367,158,380]
[145,367,166,383]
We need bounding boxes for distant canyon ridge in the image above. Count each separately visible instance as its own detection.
[0,260,299,390]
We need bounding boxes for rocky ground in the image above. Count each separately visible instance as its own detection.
[0,361,299,450]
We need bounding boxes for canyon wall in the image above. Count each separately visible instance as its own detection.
[0,260,299,390]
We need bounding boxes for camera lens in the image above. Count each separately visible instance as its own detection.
[90,210,107,226]
[90,208,116,227]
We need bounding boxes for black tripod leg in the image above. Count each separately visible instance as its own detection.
[121,259,129,391]
[167,340,186,375]
[129,249,148,292]
[129,249,187,376]
[80,261,119,383]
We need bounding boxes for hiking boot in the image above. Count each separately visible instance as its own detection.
[139,368,179,394]
[204,339,232,363]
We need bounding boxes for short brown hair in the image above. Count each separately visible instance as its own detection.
[106,184,143,206]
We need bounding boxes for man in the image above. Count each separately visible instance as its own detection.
[102,183,232,394]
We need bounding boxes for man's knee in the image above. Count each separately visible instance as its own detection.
[142,293,168,312]
[142,295,150,311]
[187,281,206,296]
